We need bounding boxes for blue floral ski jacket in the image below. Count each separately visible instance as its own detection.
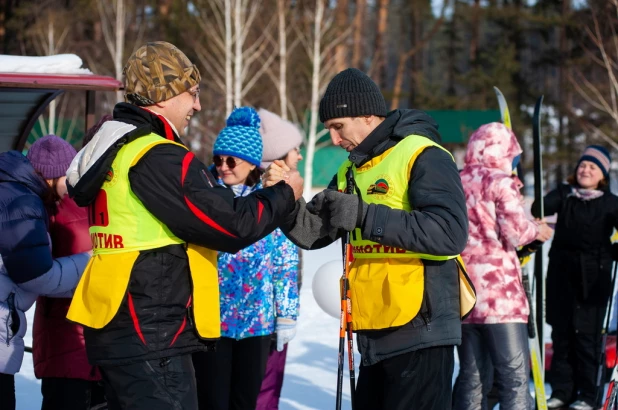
[216,180,299,340]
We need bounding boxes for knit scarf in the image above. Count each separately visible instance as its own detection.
[568,186,604,201]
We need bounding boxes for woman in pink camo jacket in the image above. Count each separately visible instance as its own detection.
[453,122,553,410]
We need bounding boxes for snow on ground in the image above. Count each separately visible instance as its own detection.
[279,241,360,410]
[16,236,611,409]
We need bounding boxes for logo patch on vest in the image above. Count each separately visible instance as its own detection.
[103,165,118,188]
[366,174,393,198]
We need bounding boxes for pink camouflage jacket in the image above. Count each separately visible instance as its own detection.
[460,122,539,324]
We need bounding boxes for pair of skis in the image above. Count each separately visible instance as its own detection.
[494,87,547,410]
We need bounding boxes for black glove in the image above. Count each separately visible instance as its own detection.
[307,190,368,232]
[516,240,543,261]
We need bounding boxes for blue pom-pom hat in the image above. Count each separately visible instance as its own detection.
[213,107,263,166]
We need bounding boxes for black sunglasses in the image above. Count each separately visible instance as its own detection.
[213,155,242,169]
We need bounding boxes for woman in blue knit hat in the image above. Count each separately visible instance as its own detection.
[192,107,299,410]
[532,145,618,410]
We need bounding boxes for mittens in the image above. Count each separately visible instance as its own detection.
[275,317,296,352]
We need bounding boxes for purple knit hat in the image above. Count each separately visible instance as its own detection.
[27,135,77,179]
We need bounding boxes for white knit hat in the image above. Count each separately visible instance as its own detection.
[258,108,304,169]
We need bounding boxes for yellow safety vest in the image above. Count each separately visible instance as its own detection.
[336,136,476,330]
[67,134,221,339]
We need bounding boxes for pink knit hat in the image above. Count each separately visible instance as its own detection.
[258,108,304,169]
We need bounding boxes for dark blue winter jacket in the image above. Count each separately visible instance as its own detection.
[0,151,90,374]
[0,150,53,282]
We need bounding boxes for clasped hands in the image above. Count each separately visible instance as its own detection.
[264,161,367,232]
[262,160,304,201]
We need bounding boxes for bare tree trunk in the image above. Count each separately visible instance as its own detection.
[370,0,389,86]
[446,1,457,97]
[391,1,447,109]
[556,0,569,182]
[278,0,287,119]
[115,0,125,103]
[334,0,349,73]
[351,0,365,69]
[233,0,243,108]
[225,0,233,115]
[48,17,56,135]
[97,0,126,103]
[408,0,428,108]
[303,0,325,194]
[469,0,480,63]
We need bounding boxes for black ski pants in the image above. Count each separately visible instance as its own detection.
[549,303,605,407]
[99,354,198,410]
[354,345,455,410]
[453,323,533,410]
[193,335,271,410]
[41,378,107,410]
[0,372,15,410]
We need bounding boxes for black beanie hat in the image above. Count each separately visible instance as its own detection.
[319,68,388,123]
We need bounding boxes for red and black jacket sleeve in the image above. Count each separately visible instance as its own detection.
[129,144,296,254]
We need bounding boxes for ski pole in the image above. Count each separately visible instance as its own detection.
[597,262,618,406]
[335,248,347,410]
[336,167,357,410]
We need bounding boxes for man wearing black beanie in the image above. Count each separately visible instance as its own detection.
[264,68,474,409]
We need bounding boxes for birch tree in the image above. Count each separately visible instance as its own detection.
[259,0,302,121]
[188,0,233,115]
[277,0,288,119]
[26,8,79,140]
[297,0,351,192]
[190,0,276,116]
[30,11,68,135]
[97,0,128,103]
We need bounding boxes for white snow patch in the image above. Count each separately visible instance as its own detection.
[0,54,92,74]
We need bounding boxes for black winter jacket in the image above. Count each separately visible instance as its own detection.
[69,103,296,365]
[289,109,469,365]
[532,183,618,328]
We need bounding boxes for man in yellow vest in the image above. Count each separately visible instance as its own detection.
[265,68,473,409]
[64,41,303,409]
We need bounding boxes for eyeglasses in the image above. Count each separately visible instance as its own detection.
[213,155,243,169]
[188,88,200,102]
